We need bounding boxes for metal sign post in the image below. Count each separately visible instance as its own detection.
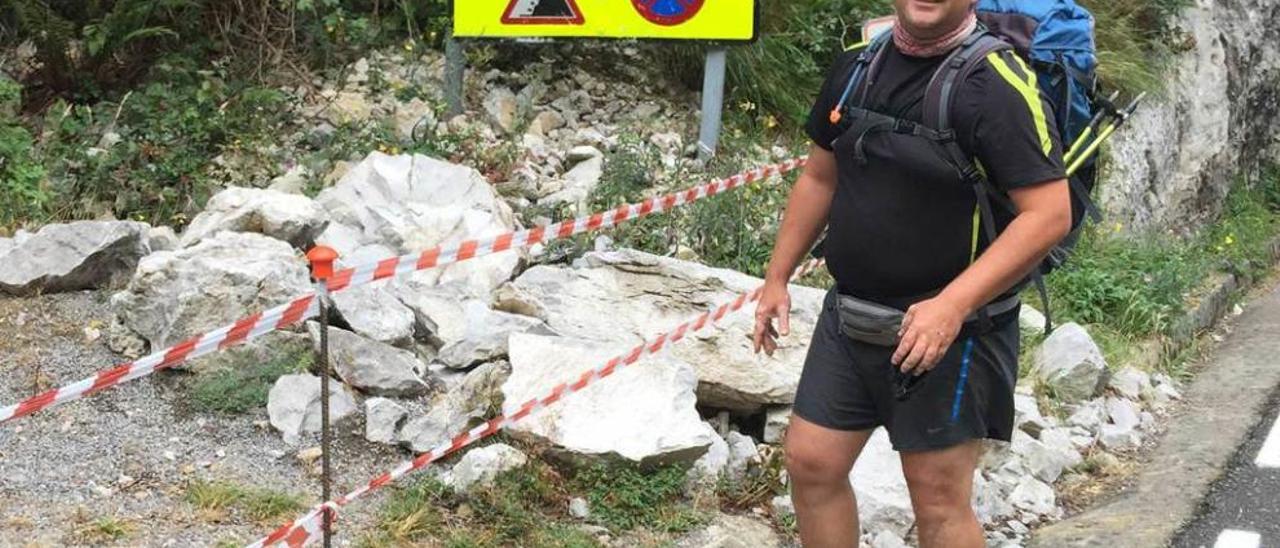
[698,46,728,159]
[445,27,466,118]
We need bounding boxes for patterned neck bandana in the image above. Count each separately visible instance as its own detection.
[892,9,978,58]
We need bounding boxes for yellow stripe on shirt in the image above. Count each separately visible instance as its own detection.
[985,52,1053,157]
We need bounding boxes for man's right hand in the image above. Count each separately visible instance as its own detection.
[753,282,792,356]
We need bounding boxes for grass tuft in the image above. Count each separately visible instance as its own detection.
[185,479,305,524]
[189,344,311,415]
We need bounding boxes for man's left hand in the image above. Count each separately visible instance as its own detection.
[892,295,968,375]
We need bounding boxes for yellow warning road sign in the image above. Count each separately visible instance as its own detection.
[453,0,758,41]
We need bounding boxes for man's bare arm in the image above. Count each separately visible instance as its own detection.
[893,178,1071,372]
[937,179,1072,315]
[763,146,839,284]
[753,145,838,355]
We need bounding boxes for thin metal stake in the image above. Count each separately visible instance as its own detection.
[306,246,339,548]
[318,281,333,548]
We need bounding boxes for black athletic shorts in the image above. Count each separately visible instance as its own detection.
[793,288,1020,452]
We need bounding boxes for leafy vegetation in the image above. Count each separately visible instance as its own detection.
[572,462,704,533]
[363,461,606,547]
[2,0,442,105]
[1045,168,1280,342]
[35,64,291,226]
[361,456,707,547]
[189,343,311,415]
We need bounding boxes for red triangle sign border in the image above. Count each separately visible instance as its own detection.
[501,0,586,25]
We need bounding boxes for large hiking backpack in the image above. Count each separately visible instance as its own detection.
[976,0,1104,264]
[834,0,1103,330]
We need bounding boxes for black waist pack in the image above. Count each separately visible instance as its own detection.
[836,294,905,347]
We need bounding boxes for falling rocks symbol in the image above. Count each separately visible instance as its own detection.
[632,0,705,26]
[502,0,585,25]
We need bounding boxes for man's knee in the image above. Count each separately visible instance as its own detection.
[901,444,981,524]
[906,466,972,521]
[785,437,853,486]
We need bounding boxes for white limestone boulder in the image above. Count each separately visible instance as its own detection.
[111,231,310,351]
[443,443,528,491]
[179,187,329,248]
[1034,323,1110,403]
[501,333,717,465]
[267,374,358,445]
[0,221,150,296]
[315,152,520,296]
[495,249,825,412]
[310,325,431,397]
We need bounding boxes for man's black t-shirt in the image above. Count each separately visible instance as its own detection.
[804,40,1066,310]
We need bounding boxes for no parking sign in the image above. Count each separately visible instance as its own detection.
[454,0,758,41]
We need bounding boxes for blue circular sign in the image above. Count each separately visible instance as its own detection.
[632,0,704,26]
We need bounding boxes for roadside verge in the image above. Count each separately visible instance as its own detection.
[1031,238,1280,547]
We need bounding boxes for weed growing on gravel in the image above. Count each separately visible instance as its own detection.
[189,346,311,415]
[363,460,599,547]
[371,477,450,542]
[242,489,307,522]
[572,462,704,533]
[185,480,304,523]
[186,480,244,514]
[72,515,134,543]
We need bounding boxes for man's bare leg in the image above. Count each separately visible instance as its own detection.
[900,440,985,548]
[784,415,873,548]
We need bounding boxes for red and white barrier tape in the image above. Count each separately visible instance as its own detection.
[248,258,825,548]
[0,297,319,424]
[0,157,805,425]
[318,157,806,293]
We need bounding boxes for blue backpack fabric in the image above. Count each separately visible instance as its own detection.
[976,0,1099,149]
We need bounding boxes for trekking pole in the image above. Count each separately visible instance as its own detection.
[1063,90,1121,164]
[306,246,340,548]
[1066,92,1146,176]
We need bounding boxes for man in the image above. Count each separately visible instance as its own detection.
[752,1,1073,547]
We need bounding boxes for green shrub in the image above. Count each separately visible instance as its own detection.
[1046,167,1280,339]
[31,61,290,227]
[572,462,703,533]
[1045,229,1203,336]
[0,121,48,228]
[4,0,443,101]
[189,345,311,415]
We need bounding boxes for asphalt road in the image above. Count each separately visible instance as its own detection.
[1173,387,1280,548]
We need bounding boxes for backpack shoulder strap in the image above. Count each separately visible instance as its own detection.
[922,31,1013,132]
[852,31,895,107]
[829,31,894,128]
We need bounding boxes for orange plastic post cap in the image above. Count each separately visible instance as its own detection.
[306,246,339,281]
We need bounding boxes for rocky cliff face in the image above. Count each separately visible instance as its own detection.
[1103,0,1280,234]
